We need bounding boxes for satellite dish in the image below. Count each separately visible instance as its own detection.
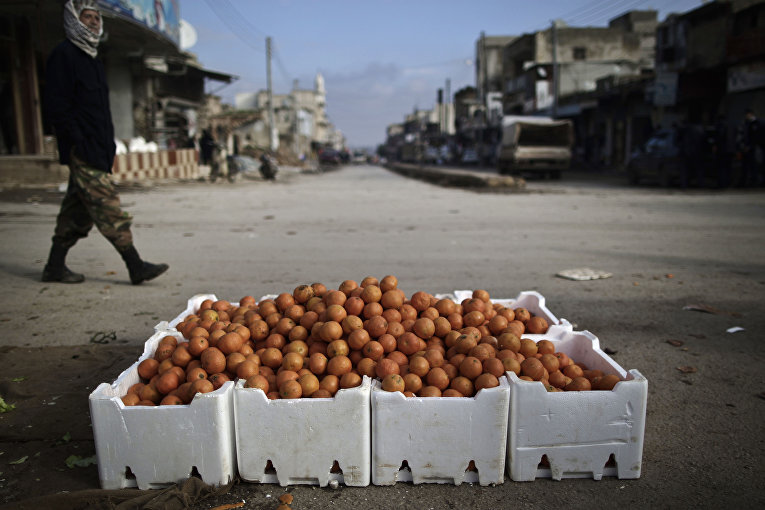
[179,19,197,50]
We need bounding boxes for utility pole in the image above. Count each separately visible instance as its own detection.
[266,37,277,152]
[480,31,487,110]
[437,88,444,134]
[551,21,558,118]
[445,78,451,134]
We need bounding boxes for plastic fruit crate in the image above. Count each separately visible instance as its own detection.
[233,376,371,486]
[89,329,236,490]
[371,377,510,486]
[506,329,647,481]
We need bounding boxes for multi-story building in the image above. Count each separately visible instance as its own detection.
[233,73,341,158]
[655,0,765,132]
[502,11,657,116]
[475,33,516,123]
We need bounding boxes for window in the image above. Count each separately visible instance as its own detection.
[573,47,586,60]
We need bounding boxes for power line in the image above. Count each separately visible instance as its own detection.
[560,0,632,25]
[218,0,266,38]
[271,41,294,88]
[556,0,615,21]
[203,0,263,51]
[565,0,652,26]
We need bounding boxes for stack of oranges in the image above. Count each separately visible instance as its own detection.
[120,275,620,406]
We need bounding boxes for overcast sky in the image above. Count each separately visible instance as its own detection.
[178,0,705,149]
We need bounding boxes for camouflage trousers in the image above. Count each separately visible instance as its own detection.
[52,155,133,251]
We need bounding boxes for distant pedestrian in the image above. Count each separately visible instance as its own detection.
[199,129,221,182]
[739,109,764,187]
[712,115,730,188]
[678,120,704,188]
[42,0,168,284]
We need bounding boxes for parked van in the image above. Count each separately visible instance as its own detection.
[496,116,574,178]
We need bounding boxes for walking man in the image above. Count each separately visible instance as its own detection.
[42,0,168,284]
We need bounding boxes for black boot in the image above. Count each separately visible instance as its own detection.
[42,243,84,283]
[120,246,169,285]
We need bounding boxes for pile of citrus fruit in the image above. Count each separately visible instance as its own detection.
[121,275,620,405]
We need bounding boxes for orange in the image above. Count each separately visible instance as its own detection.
[138,358,159,380]
[326,339,350,358]
[308,352,328,375]
[450,376,474,397]
[327,355,352,376]
[459,356,483,380]
[276,370,299,390]
[298,373,320,396]
[280,379,303,399]
[379,275,398,292]
[375,358,400,379]
[340,372,362,389]
[381,373,405,393]
[408,355,430,377]
[244,374,270,393]
[426,367,450,391]
[474,372,499,391]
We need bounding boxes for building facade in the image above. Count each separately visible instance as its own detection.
[0,0,233,183]
[233,72,342,159]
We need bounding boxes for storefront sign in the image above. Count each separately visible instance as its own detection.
[536,80,552,110]
[728,63,765,93]
[100,0,180,45]
[653,72,677,106]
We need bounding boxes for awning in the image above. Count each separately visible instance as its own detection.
[186,60,237,83]
[144,54,237,84]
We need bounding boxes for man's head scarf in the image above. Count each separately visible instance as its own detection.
[64,0,103,58]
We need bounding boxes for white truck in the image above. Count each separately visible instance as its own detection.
[496,116,574,179]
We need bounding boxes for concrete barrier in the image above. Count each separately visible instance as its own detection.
[0,149,200,186]
[386,163,525,190]
[112,149,199,183]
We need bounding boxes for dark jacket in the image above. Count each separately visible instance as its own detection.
[199,130,216,165]
[44,39,116,173]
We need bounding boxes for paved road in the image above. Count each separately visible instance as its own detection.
[0,164,763,508]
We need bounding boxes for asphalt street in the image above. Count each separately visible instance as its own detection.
[0,163,763,508]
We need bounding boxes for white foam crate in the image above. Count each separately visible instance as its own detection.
[234,376,371,486]
[88,329,236,490]
[453,289,572,338]
[371,377,510,486]
[506,329,647,481]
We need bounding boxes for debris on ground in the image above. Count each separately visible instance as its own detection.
[556,268,613,281]
[682,304,742,317]
[65,455,97,469]
[0,397,14,413]
[210,502,245,510]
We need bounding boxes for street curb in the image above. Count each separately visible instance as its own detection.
[385,163,526,190]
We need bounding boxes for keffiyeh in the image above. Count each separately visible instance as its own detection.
[63,0,103,58]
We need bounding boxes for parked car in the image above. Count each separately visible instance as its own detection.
[439,144,453,164]
[628,126,721,187]
[461,147,479,165]
[627,130,682,186]
[423,146,440,164]
[318,148,342,165]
